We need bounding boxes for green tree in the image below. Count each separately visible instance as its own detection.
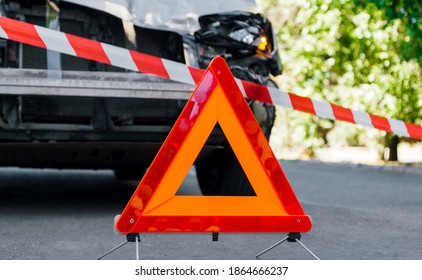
[355,0,422,160]
[362,0,422,66]
[258,0,421,161]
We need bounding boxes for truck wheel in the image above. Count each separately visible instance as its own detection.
[196,145,255,196]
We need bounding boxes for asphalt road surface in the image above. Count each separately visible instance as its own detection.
[0,160,421,260]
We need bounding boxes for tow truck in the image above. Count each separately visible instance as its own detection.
[0,0,282,195]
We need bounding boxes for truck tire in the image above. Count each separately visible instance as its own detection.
[196,144,255,196]
[196,83,276,196]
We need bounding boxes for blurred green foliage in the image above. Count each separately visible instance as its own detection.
[258,0,421,158]
[363,0,421,65]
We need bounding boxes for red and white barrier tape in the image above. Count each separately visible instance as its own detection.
[1,16,421,140]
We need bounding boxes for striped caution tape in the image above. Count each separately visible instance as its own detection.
[0,16,421,140]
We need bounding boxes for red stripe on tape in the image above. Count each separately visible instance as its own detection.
[130,51,170,79]
[188,66,205,84]
[66,34,110,64]
[0,17,45,48]
[405,123,422,140]
[241,81,273,104]
[369,114,392,133]
[331,104,355,123]
[289,93,316,115]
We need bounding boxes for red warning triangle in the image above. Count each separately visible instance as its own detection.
[116,57,312,233]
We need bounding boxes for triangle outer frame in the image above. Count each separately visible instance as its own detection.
[116,57,312,233]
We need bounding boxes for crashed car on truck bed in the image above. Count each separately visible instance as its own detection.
[0,0,282,195]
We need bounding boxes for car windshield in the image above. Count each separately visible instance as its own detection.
[63,0,257,34]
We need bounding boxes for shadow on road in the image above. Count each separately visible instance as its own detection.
[0,168,136,214]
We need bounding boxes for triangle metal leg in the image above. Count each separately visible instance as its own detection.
[256,233,320,260]
[98,240,129,260]
[295,238,320,260]
[255,236,289,258]
[135,233,140,260]
[98,234,141,260]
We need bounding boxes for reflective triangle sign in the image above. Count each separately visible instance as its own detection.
[116,57,312,233]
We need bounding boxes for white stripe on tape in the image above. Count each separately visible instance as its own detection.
[35,26,76,56]
[0,26,8,39]
[352,110,373,128]
[162,59,195,85]
[389,118,410,137]
[101,43,138,72]
[235,78,247,97]
[268,87,293,110]
[312,99,335,120]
